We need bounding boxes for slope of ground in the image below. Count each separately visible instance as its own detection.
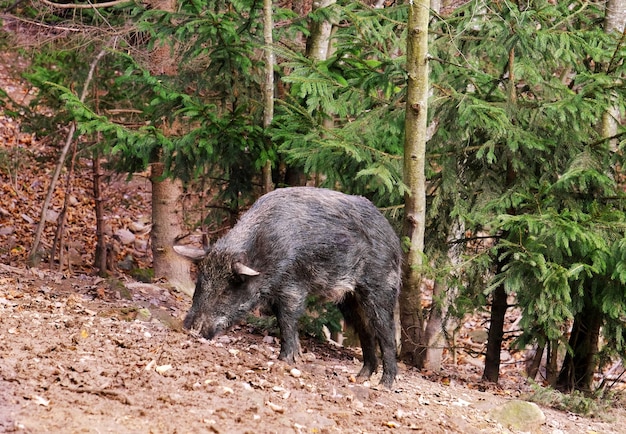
[1,267,624,434]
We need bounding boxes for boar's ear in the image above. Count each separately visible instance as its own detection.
[173,245,207,262]
[233,262,260,277]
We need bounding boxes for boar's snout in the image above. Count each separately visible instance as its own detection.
[183,310,221,340]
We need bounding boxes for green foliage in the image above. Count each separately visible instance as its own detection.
[246,296,343,342]
[272,2,409,206]
[428,0,626,373]
[526,383,611,417]
[299,296,344,340]
[15,0,273,217]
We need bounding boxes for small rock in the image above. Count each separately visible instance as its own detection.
[155,364,173,374]
[468,329,489,343]
[0,226,14,236]
[134,239,149,252]
[489,400,546,433]
[115,228,136,245]
[216,336,232,344]
[266,401,284,413]
[394,409,408,420]
[302,352,316,362]
[44,209,59,223]
[129,221,150,234]
[136,308,152,322]
[32,395,50,407]
[290,368,302,378]
[21,213,34,224]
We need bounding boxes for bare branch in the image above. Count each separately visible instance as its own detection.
[39,0,134,10]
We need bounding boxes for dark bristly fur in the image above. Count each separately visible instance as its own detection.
[180,187,402,388]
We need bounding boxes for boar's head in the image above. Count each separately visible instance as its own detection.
[175,246,260,340]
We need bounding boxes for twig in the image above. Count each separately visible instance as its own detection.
[39,0,134,10]
[63,386,132,405]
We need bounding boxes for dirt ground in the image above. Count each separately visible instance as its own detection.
[0,266,624,434]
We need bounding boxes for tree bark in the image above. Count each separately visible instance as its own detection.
[546,339,559,386]
[556,300,603,393]
[262,0,275,194]
[305,0,336,61]
[482,283,508,382]
[602,0,625,152]
[92,150,108,276]
[151,162,194,296]
[399,0,429,368]
[525,343,544,381]
[145,0,194,296]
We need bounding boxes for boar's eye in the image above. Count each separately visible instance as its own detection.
[228,274,245,286]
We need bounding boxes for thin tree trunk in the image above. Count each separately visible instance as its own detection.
[526,343,545,381]
[28,45,109,266]
[262,0,275,194]
[93,149,108,276]
[305,0,335,61]
[399,0,429,368]
[420,281,444,369]
[482,48,518,382]
[482,282,508,383]
[50,135,79,272]
[546,339,559,386]
[145,0,195,296]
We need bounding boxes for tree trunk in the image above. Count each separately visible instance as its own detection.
[144,0,194,296]
[420,281,445,369]
[305,0,335,61]
[151,162,194,296]
[604,0,626,34]
[602,0,625,152]
[92,152,108,276]
[556,291,604,393]
[262,0,275,194]
[399,0,429,368]
[525,343,544,381]
[482,283,508,382]
[546,339,559,386]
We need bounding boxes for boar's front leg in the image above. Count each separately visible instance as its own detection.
[271,288,306,363]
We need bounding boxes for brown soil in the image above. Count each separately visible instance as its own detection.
[1,266,624,434]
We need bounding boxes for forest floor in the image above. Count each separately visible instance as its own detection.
[1,267,625,434]
[1,48,626,433]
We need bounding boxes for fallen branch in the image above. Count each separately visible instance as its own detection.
[63,386,132,405]
[39,0,134,10]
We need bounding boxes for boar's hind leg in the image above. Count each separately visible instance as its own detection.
[376,310,398,389]
[341,291,398,388]
[271,297,305,364]
[338,295,379,380]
